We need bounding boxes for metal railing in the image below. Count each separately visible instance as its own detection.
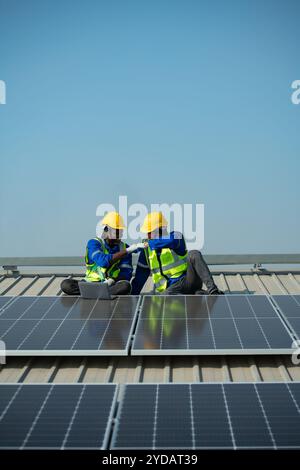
[1,253,300,272]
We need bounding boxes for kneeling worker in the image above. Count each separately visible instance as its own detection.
[61,211,143,296]
[131,211,223,295]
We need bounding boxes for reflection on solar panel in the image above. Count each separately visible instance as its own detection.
[272,295,300,340]
[0,296,139,355]
[111,383,300,449]
[0,384,117,449]
[131,295,294,355]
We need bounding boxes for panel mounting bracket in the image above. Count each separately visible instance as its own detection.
[2,265,20,276]
[251,263,268,273]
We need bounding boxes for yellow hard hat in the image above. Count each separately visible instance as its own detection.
[101,211,125,229]
[140,211,168,233]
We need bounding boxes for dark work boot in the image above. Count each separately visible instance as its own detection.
[208,287,224,295]
[188,250,220,293]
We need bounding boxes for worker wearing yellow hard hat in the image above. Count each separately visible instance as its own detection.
[131,211,223,295]
[61,211,144,296]
[140,211,169,234]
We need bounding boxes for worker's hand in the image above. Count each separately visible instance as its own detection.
[126,243,145,254]
[104,278,115,286]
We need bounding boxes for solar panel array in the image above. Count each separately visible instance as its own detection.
[0,384,117,449]
[111,383,300,449]
[272,295,300,341]
[1,382,300,449]
[0,294,297,355]
[131,295,295,355]
[0,296,139,355]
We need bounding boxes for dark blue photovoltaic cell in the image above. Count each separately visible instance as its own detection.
[210,318,242,349]
[1,320,38,348]
[0,384,116,449]
[155,384,192,448]
[0,297,37,318]
[63,386,116,448]
[71,321,108,350]
[0,385,50,448]
[111,383,300,450]
[0,385,19,415]
[46,320,87,349]
[0,319,15,337]
[188,320,215,349]
[192,384,233,448]
[19,320,62,349]
[233,319,269,349]
[272,295,300,340]
[227,296,254,318]
[21,297,75,320]
[247,296,278,318]
[0,297,12,310]
[203,296,230,318]
[161,320,187,350]
[256,383,300,447]
[258,318,295,348]
[288,382,300,408]
[25,386,81,448]
[110,385,157,448]
[224,384,273,448]
[273,296,300,318]
[0,296,139,354]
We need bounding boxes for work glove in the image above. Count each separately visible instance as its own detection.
[126,243,146,254]
[103,278,115,287]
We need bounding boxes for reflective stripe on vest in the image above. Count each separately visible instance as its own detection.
[85,238,126,282]
[146,246,188,292]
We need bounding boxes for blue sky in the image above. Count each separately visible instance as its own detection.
[0,0,299,256]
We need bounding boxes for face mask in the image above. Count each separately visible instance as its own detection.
[150,228,164,239]
[107,227,123,240]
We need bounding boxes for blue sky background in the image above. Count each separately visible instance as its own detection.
[0,0,299,256]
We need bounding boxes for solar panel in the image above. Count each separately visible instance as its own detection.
[111,383,300,449]
[272,295,300,340]
[0,296,140,355]
[131,295,294,355]
[0,297,12,311]
[0,384,117,449]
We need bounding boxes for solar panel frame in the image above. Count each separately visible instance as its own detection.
[131,294,295,355]
[111,382,300,450]
[271,294,300,341]
[0,383,118,450]
[0,295,141,356]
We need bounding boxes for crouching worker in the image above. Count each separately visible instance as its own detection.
[131,211,223,295]
[61,211,144,296]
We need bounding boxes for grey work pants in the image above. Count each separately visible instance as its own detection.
[165,250,217,295]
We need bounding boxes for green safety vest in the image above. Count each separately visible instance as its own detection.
[145,244,188,292]
[85,238,126,282]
